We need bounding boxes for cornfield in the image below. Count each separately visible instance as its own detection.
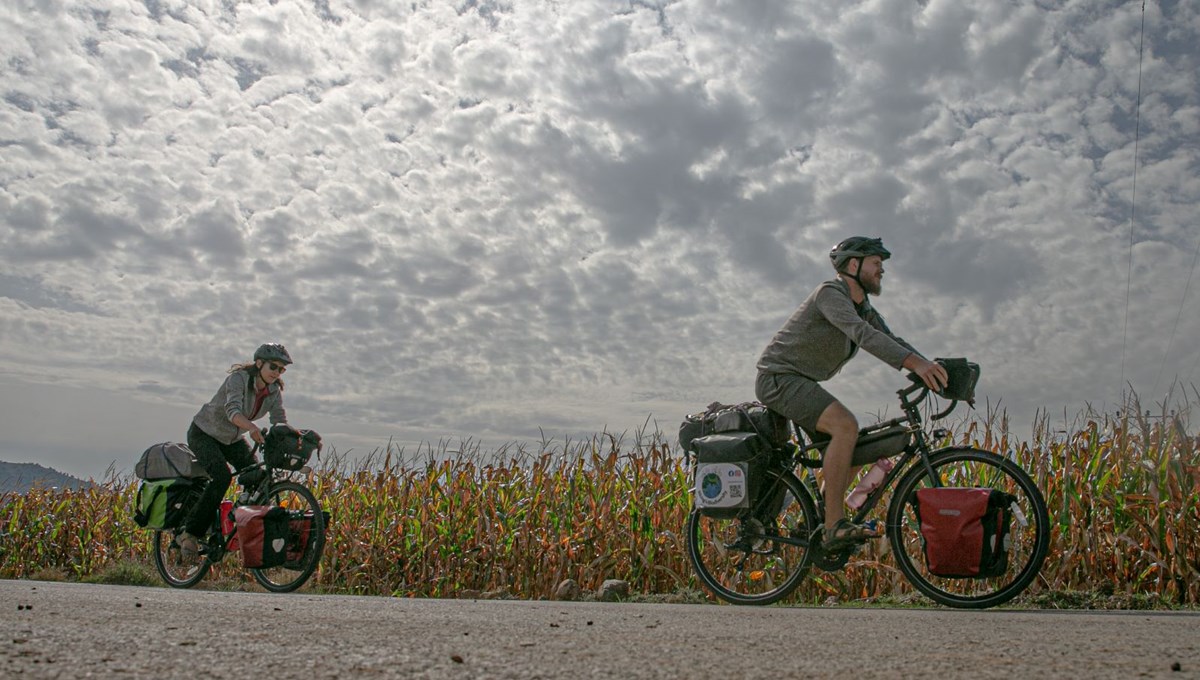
[1,402,1197,605]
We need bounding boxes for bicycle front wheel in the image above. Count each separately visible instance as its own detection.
[886,447,1050,609]
[152,528,211,588]
[251,481,327,593]
[686,470,819,605]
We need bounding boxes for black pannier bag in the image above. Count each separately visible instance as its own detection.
[679,402,791,454]
[691,432,772,519]
[914,487,1017,578]
[263,425,322,471]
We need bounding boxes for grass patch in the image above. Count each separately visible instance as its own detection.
[81,559,159,587]
[1024,589,1182,611]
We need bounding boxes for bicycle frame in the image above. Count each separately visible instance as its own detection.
[199,444,307,561]
[843,380,958,521]
[764,380,965,549]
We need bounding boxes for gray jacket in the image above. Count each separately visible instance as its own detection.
[192,369,286,445]
[757,278,919,381]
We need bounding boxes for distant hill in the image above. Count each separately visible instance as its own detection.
[0,461,91,495]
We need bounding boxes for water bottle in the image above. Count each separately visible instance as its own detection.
[219,500,236,536]
[220,499,240,551]
[846,457,895,510]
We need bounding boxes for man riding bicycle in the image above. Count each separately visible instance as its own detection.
[755,236,947,549]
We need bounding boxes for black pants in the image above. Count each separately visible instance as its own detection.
[183,423,256,536]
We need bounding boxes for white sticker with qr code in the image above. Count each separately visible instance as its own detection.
[694,462,750,509]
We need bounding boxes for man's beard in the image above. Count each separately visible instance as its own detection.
[862,274,882,296]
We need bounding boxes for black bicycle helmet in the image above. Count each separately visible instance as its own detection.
[830,236,891,272]
[253,343,293,365]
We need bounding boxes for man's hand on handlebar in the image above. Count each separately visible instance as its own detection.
[903,354,949,392]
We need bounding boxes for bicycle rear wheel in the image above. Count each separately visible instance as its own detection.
[251,480,326,593]
[886,447,1050,609]
[152,528,211,588]
[686,470,819,605]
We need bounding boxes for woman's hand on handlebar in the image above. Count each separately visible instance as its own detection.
[231,412,265,444]
[904,354,949,392]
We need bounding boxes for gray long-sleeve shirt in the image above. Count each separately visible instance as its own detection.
[192,369,286,445]
[756,278,919,381]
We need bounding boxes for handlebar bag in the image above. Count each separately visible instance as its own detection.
[234,506,290,568]
[914,487,1017,578]
[934,358,980,403]
[263,425,323,471]
[133,478,201,530]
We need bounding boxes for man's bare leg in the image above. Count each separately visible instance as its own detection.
[815,401,859,532]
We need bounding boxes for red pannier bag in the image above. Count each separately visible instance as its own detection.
[234,506,290,569]
[914,488,1017,578]
[285,511,315,564]
[284,510,331,564]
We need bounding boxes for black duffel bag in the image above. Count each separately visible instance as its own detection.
[679,402,791,454]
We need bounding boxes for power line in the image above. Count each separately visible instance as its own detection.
[1119,0,1147,402]
[1154,234,1200,395]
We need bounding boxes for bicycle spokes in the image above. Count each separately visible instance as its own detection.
[887,448,1050,609]
[687,470,820,605]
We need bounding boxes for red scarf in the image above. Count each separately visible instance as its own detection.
[248,383,270,420]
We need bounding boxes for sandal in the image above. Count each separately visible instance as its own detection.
[822,518,880,549]
[175,532,200,561]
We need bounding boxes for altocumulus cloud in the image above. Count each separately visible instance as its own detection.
[0,0,1198,478]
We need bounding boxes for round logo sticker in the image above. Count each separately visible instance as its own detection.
[700,472,723,500]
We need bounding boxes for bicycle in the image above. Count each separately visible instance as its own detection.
[151,437,327,593]
[686,363,1050,609]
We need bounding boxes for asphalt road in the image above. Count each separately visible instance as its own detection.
[2,580,1197,678]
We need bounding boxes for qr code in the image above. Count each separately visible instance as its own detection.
[729,487,743,499]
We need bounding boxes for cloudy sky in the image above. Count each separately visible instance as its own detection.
[1,0,1197,481]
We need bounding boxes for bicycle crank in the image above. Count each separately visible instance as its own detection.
[808,526,871,571]
[811,543,854,571]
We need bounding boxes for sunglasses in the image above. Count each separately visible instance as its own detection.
[266,362,287,373]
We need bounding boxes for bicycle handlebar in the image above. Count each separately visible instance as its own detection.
[899,373,962,422]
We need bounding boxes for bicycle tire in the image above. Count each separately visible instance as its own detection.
[250,480,326,593]
[687,469,819,605]
[152,528,211,588]
[886,447,1050,609]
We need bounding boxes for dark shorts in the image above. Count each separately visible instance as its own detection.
[755,371,837,437]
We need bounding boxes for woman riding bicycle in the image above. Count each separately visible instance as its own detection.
[176,343,292,560]
[755,237,948,549]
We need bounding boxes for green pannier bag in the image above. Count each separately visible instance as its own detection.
[133,478,200,530]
